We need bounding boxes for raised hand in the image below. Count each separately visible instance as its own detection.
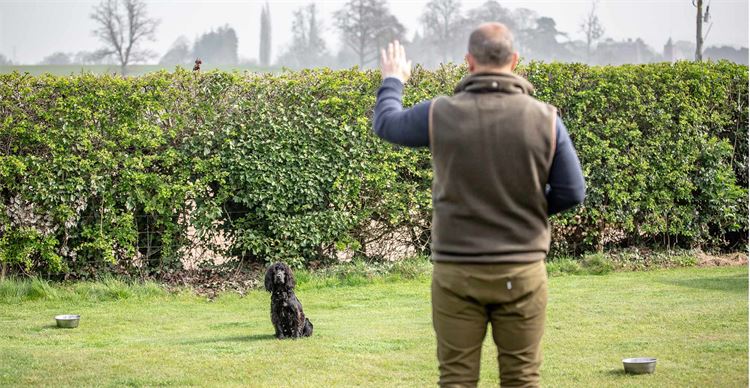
[380,40,412,83]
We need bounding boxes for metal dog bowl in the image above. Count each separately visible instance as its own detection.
[55,314,80,328]
[622,357,657,374]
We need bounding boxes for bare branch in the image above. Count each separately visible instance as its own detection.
[334,0,405,67]
[90,0,159,75]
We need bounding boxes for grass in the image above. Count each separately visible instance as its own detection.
[0,265,746,387]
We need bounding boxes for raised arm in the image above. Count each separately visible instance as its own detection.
[372,40,430,148]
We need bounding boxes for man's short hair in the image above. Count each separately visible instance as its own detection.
[468,24,515,67]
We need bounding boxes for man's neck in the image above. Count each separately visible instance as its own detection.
[470,66,513,75]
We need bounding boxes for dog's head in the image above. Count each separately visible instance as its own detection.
[264,262,296,292]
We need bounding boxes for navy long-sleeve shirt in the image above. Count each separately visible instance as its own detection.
[373,77,586,215]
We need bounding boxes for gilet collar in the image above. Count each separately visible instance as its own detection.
[454,72,535,95]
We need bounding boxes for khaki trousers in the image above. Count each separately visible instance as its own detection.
[431,260,548,388]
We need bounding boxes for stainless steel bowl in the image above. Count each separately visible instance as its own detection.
[55,314,80,328]
[622,357,657,374]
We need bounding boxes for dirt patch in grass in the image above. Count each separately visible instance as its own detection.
[160,264,264,299]
[158,251,748,297]
[696,252,748,267]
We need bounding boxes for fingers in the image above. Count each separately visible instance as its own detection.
[380,48,387,65]
[394,40,403,63]
[384,40,408,64]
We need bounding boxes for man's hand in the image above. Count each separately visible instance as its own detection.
[380,40,412,84]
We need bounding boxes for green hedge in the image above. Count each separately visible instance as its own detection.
[0,61,746,276]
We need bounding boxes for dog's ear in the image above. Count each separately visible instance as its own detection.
[264,264,275,292]
[284,264,296,289]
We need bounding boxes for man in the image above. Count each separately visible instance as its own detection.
[373,23,586,387]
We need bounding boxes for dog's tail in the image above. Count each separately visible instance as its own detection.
[302,318,313,337]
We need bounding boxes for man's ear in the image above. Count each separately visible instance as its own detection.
[465,53,476,72]
[510,52,520,72]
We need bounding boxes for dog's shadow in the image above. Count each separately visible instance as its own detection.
[181,333,276,345]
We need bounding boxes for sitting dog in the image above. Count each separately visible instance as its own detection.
[264,262,313,339]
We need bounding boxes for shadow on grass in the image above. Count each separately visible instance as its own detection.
[663,275,748,294]
[181,334,276,345]
[38,324,69,331]
[603,369,628,377]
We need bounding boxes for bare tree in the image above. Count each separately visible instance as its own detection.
[334,0,405,68]
[420,0,464,64]
[90,0,160,75]
[579,0,605,62]
[277,3,331,69]
[693,0,713,61]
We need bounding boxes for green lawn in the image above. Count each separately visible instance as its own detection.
[0,266,746,387]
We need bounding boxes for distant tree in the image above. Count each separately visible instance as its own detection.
[39,52,72,65]
[419,0,464,63]
[72,51,109,65]
[0,54,11,66]
[704,45,749,65]
[335,44,360,69]
[663,39,697,61]
[90,0,160,75]
[407,30,437,68]
[525,16,568,62]
[193,25,239,65]
[73,51,90,65]
[579,0,605,61]
[465,1,515,29]
[509,7,539,54]
[593,37,659,65]
[259,2,272,67]
[334,0,405,68]
[159,36,192,66]
[512,8,539,32]
[277,3,331,69]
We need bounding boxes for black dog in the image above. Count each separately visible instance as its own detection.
[264,262,313,339]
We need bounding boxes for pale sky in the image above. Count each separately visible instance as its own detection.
[0,0,748,64]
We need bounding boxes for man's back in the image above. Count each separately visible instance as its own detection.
[430,72,557,263]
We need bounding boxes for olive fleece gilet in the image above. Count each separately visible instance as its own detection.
[429,72,557,263]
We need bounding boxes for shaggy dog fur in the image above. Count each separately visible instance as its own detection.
[264,262,313,339]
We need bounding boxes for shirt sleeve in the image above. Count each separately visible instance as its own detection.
[372,77,431,148]
[547,117,586,215]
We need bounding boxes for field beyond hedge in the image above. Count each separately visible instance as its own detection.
[0,265,746,387]
[0,62,747,276]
